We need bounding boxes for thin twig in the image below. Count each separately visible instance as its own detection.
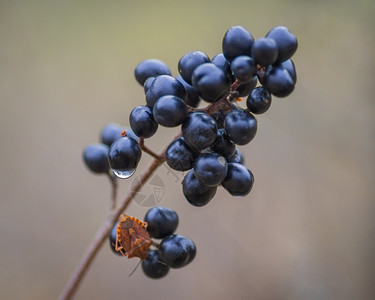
[106,172,118,209]
[138,138,163,161]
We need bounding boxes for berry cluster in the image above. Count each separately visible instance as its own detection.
[82,25,297,279]
[109,207,195,279]
[129,25,296,206]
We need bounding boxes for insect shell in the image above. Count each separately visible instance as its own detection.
[115,214,153,260]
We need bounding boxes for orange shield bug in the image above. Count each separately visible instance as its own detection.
[115,214,153,260]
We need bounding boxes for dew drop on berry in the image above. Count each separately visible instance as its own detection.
[112,169,136,179]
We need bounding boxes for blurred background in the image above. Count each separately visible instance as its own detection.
[0,0,374,299]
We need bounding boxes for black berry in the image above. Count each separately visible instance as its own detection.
[144,206,179,239]
[182,112,218,150]
[142,250,169,279]
[108,137,142,179]
[194,152,228,187]
[135,59,171,85]
[183,170,217,207]
[158,234,196,268]
[129,106,158,138]
[83,144,110,174]
[246,87,272,114]
[153,95,188,127]
[224,108,257,145]
[166,137,198,171]
[221,163,254,197]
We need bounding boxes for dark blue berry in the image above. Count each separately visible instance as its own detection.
[230,55,256,83]
[108,137,141,179]
[251,37,278,66]
[224,109,257,145]
[194,152,228,187]
[142,250,169,279]
[266,26,298,63]
[182,170,217,207]
[134,59,171,85]
[129,106,158,138]
[166,137,198,171]
[182,112,218,150]
[222,26,254,62]
[263,65,295,97]
[153,95,188,127]
[144,206,179,239]
[178,51,210,85]
[146,75,187,108]
[221,163,254,197]
[191,63,231,103]
[83,144,110,174]
[246,87,272,114]
[158,234,196,268]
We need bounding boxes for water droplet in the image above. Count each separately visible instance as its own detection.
[113,169,135,179]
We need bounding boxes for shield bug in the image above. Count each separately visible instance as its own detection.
[115,214,153,260]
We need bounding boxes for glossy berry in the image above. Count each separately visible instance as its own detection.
[166,137,198,171]
[144,206,179,239]
[251,37,278,66]
[222,26,254,62]
[153,95,188,127]
[194,152,228,187]
[146,75,187,108]
[83,144,110,174]
[246,87,272,114]
[191,63,231,103]
[178,51,210,85]
[100,123,137,147]
[129,106,158,138]
[108,137,141,178]
[211,128,235,157]
[158,234,196,268]
[182,112,218,150]
[221,163,254,197]
[182,170,217,207]
[263,65,295,97]
[142,250,169,279]
[224,109,257,145]
[109,222,123,256]
[134,59,171,85]
[175,75,201,108]
[230,55,256,83]
[266,26,298,63]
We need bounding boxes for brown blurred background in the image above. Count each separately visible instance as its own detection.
[0,0,374,299]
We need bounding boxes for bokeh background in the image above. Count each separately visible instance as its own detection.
[1,0,374,299]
